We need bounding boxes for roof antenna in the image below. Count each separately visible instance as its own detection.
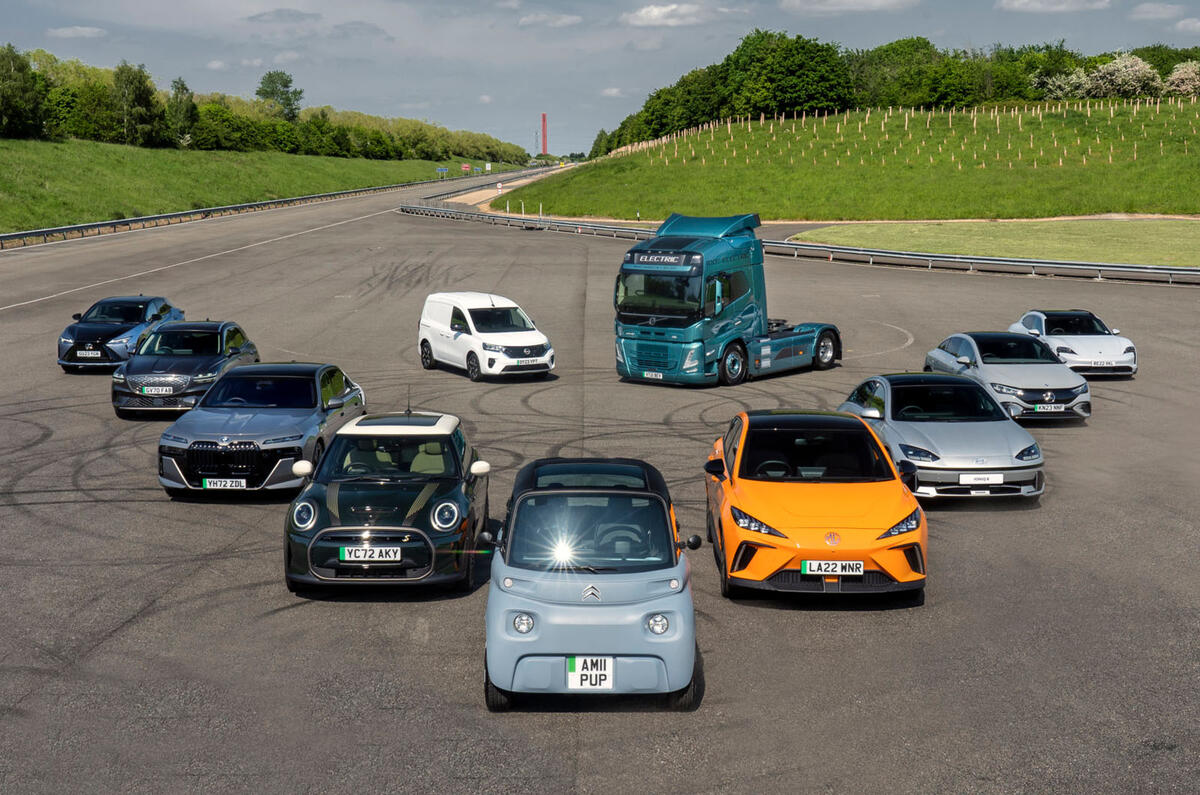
[489,294,495,306]
[405,385,412,417]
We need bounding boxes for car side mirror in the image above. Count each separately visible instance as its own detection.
[227,346,240,357]
[72,313,82,320]
[704,459,725,479]
[292,460,314,478]
[325,396,345,411]
[955,355,973,367]
[897,459,918,490]
[478,530,495,546]
[1028,328,1040,337]
[686,534,702,550]
[150,313,163,322]
[451,322,469,334]
[470,460,491,477]
[860,406,881,420]
[1111,328,1120,335]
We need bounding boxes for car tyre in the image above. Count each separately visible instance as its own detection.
[814,331,837,370]
[164,487,188,500]
[922,364,932,372]
[454,540,475,592]
[484,662,514,712]
[115,408,137,420]
[718,343,747,386]
[665,658,703,711]
[466,352,483,382]
[898,587,926,608]
[420,340,436,370]
[61,365,78,374]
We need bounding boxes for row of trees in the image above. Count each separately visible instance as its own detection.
[0,45,529,163]
[589,32,1200,158]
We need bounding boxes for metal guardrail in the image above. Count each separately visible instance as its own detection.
[394,203,1200,286]
[0,167,550,251]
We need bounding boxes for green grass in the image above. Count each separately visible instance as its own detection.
[0,138,518,233]
[503,99,1200,220]
[792,220,1200,267]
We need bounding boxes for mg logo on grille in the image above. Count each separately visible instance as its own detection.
[824,532,840,546]
[1042,391,1055,402]
[581,584,601,601]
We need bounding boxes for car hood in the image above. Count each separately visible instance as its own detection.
[124,354,225,377]
[307,480,460,527]
[887,419,1037,467]
[65,321,139,343]
[475,330,550,347]
[168,407,317,439]
[1044,334,1132,358]
[493,557,689,606]
[730,478,915,532]
[977,362,1085,389]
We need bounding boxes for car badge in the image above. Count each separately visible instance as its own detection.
[975,457,987,465]
[582,584,601,601]
[648,317,657,326]
[85,343,94,349]
[523,347,531,356]
[219,435,230,445]
[1042,391,1054,402]
[824,532,840,546]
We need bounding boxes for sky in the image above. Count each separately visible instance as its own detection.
[5,1,1200,154]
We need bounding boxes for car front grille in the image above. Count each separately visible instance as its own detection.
[500,363,551,373]
[66,344,114,362]
[631,342,675,371]
[501,343,548,358]
[123,396,187,409]
[179,441,301,488]
[308,527,435,581]
[128,373,191,392]
[1023,386,1081,404]
[767,568,897,592]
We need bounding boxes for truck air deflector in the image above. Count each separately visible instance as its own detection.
[655,213,761,238]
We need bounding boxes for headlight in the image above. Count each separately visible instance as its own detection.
[112,371,125,383]
[681,346,701,371]
[430,501,460,531]
[193,371,219,383]
[646,614,669,635]
[291,500,317,531]
[161,433,188,445]
[109,337,132,347]
[1070,382,1089,395]
[898,443,939,463]
[264,433,304,445]
[990,383,1024,397]
[512,613,534,634]
[1123,345,1136,355]
[878,507,922,540]
[730,506,785,538]
[1016,443,1041,462]
[481,342,505,353]
[59,335,74,345]
[615,339,624,363]
[1055,346,1077,356]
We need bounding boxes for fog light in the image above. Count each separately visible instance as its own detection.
[646,613,669,635]
[487,358,496,368]
[502,577,513,589]
[669,579,679,590]
[512,613,534,634]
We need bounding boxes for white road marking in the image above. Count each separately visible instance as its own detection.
[842,321,915,361]
[0,206,401,314]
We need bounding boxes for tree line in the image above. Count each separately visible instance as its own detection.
[0,45,529,164]
[590,31,1200,158]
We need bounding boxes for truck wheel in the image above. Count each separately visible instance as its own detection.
[814,331,837,370]
[466,353,483,382]
[419,340,436,370]
[718,344,747,386]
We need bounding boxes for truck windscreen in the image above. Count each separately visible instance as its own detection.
[615,272,701,324]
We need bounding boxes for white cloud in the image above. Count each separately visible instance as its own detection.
[1176,16,1200,30]
[518,12,583,27]
[241,57,264,67]
[780,0,918,13]
[496,0,520,7]
[995,0,1110,11]
[621,4,713,26]
[479,94,493,104]
[45,25,107,38]
[601,87,624,97]
[274,50,300,64]
[206,59,227,70]
[245,8,321,23]
[1129,3,1184,20]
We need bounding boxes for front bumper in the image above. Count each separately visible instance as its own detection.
[996,394,1091,419]
[58,342,132,367]
[113,384,205,411]
[286,525,471,585]
[616,339,715,385]
[158,443,305,491]
[485,588,695,693]
[912,464,1044,498]
[1059,352,1136,376]
[480,349,555,376]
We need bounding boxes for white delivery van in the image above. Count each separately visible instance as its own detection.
[418,292,555,381]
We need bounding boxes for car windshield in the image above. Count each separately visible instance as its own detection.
[317,435,459,481]
[974,336,1060,364]
[469,307,535,333]
[1043,314,1109,335]
[615,272,701,320]
[82,301,147,323]
[890,384,1007,422]
[137,330,220,356]
[506,492,675,573]
[739,427,894,482]
[200,376,316,409]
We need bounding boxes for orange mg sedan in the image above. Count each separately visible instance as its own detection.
[704,410,927,602]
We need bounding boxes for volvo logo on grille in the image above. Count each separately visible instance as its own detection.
[1042,391,1055,402]
[582,585,601,601]
[824,532,840,546]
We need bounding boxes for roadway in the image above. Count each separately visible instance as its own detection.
[0,185,1196,792]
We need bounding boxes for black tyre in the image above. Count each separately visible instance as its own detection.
[420,340,436,370]
[898,587,926,608]
[718,562,744,599]
[114,408,136,420]
[718,343,747,386]
[164,487,188,500]
[665,661,702,711]
[61,365,78,374]
[922,364,932,372]
[484,664,514,712]
[454,539,475,592]
[466,352,482,382]
[813,331,837,370]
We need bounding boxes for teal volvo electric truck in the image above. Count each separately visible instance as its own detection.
[614,213,841,386]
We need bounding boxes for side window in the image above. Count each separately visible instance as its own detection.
[1021,315,1037,330]
[327,368,346,397]
[724,418,743,470]
[937,338,954,355]
[451,428,468,464]
[225,328,246,352]
[319,370,335,406]
[847,382,871,407]
[144,300,160,320]
[944,337,963,358]
[729,271,750,303]
[450,307,470,333]
[156,301,171,318]
[865,380,887,414]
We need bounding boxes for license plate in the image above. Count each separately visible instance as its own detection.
[959,472,1003,485]
[202,478,246,489]
[1093,361,1114,367]
[801,560,864,575]
[517,358,540,366]
[642,371,663,380]
[76,350,101,358]
[140,386,173,395]
[339,546,405,562]
[567,656,613,690]
[1034,404,1066,412]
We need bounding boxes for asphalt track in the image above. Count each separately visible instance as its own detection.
[0,183,1197,793]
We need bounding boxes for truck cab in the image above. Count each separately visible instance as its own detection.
[613,213,841,386]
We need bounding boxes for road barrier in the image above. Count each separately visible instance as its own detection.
[0,168,553,251]
[394,203,1200,287]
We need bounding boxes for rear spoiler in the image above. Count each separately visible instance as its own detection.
[655,213,761,239]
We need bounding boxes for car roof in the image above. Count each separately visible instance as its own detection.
[337,412,460,436]
[1030,309,1095,316]
[427,292,518,310]
[153,321,230,332]
[511,457,670,500]
[220,362,326,377]
[881,372,981,387]
[93,295,160,304]
[963,331,1032,343]
[744,410,866,430]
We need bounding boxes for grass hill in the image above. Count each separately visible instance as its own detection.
[500,98,1200,221]
[0,138,515,234]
